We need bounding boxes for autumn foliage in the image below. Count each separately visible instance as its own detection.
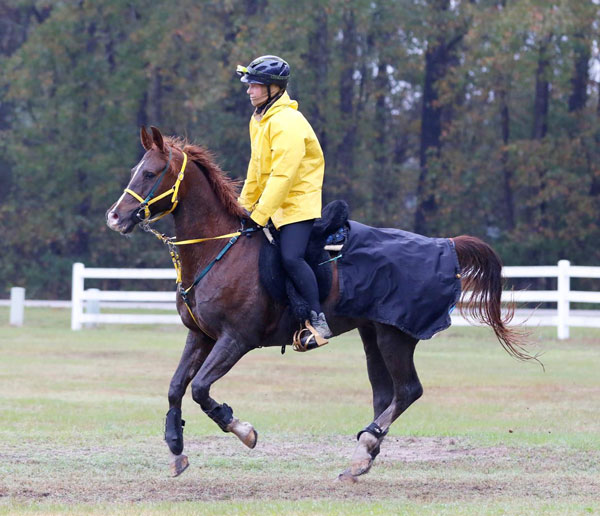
[1,0,599,298]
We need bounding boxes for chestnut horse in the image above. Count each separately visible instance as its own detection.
[106,127,531,480]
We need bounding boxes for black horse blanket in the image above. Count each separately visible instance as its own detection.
[335,221,462,340]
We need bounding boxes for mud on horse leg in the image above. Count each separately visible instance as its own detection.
[340,324,422,482]
[165,330,214,476]
[190,333,258,450]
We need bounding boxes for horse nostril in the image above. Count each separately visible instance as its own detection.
[108,211,119,223]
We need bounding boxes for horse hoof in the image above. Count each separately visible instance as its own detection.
[349,431,377,476]
[170,454,189,477]
[337,469,358,483]
[350,457,373,477]
[227,418,258,449]
[244,428,258,449]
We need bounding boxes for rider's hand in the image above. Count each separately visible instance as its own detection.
[246,210,266,228]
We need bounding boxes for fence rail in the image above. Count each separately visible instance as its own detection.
[69,260,600,338]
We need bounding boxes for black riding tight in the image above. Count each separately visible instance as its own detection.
[279,219,320,314]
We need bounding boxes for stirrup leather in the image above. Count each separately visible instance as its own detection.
[292,320,329,352]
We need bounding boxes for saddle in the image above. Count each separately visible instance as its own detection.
[258,200,349,324]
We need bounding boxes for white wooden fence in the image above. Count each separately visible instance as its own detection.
[450,260,600,339]
[70,262,179,330]
[70,260,600,338]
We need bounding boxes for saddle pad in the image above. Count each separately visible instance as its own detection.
[335,221,461,340]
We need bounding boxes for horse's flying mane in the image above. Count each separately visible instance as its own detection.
[165,136,246,219]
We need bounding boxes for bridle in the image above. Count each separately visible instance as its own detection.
[120,144,259,339]
[123,147,188,223]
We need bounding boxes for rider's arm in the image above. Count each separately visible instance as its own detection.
[238,122,261,211]
[250,114,305,227]
[238,158,260,211]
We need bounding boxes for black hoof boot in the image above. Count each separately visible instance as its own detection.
[165,407,185,455]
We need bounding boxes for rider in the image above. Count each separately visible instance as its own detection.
[236,54,333,345]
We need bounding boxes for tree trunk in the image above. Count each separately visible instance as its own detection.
[499,87,515,230]
[0,2,52,56]
[335,8,358,199]
[567,31,597,197]
[371,58,395,226]
[307,5,329,155]
[568,35,589,112]
[244,0,267,16]
[415,0,465,235]
[531,35,551,140]
[415,42,442,234]
[592,82,600,197]
[531,34,552,227]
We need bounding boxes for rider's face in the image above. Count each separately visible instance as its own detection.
[247,83,268,107]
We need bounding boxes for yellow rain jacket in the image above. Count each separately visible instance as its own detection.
[238,91,325,229]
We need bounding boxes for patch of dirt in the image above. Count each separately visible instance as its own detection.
[187,434,509,464]
[1,435,598,505]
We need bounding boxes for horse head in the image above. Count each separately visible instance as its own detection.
[106,126,185,234]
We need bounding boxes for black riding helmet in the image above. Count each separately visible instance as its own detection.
[236,55,290,88]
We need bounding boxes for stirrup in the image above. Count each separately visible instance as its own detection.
[292,321,329,352]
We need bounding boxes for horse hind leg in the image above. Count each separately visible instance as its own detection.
[340,324,422,481]
[338,323,394,482]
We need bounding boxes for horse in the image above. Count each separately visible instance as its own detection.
[106,126,532,480]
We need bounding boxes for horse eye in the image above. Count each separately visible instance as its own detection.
[143,171,155,179]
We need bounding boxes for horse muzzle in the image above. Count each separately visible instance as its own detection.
[106,205,138,234]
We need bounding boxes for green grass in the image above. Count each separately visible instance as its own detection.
[2,500,598,516]
[0,307,599,515]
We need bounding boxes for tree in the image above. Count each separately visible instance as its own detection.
[3,0,600,299]
[414,0,469,235]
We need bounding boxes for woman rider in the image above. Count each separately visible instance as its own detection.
[236,55,333,345]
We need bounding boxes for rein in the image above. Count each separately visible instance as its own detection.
[128,148,259,337]
[142,222,259,337]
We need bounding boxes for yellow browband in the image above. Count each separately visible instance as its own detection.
[124,151,188,223]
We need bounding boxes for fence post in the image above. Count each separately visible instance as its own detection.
[85,288,100,328]
[9,287,25,327]
[557,260,570,340]
[71,262,84,331]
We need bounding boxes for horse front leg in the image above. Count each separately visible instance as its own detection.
[190,333,258,449]
[166,329,213,476]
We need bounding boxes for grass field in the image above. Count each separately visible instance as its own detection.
[0,307,599,515]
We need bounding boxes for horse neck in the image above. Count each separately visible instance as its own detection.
[171,164,240,264]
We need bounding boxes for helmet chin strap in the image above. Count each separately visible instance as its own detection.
[256,85,284,115]
[255,84,272,114]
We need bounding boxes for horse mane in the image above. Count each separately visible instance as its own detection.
[164,136,246,219]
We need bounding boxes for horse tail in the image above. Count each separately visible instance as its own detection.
[452,235,534,362]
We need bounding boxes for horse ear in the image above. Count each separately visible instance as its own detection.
[140,126,153,151]
[150,126,165,153]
